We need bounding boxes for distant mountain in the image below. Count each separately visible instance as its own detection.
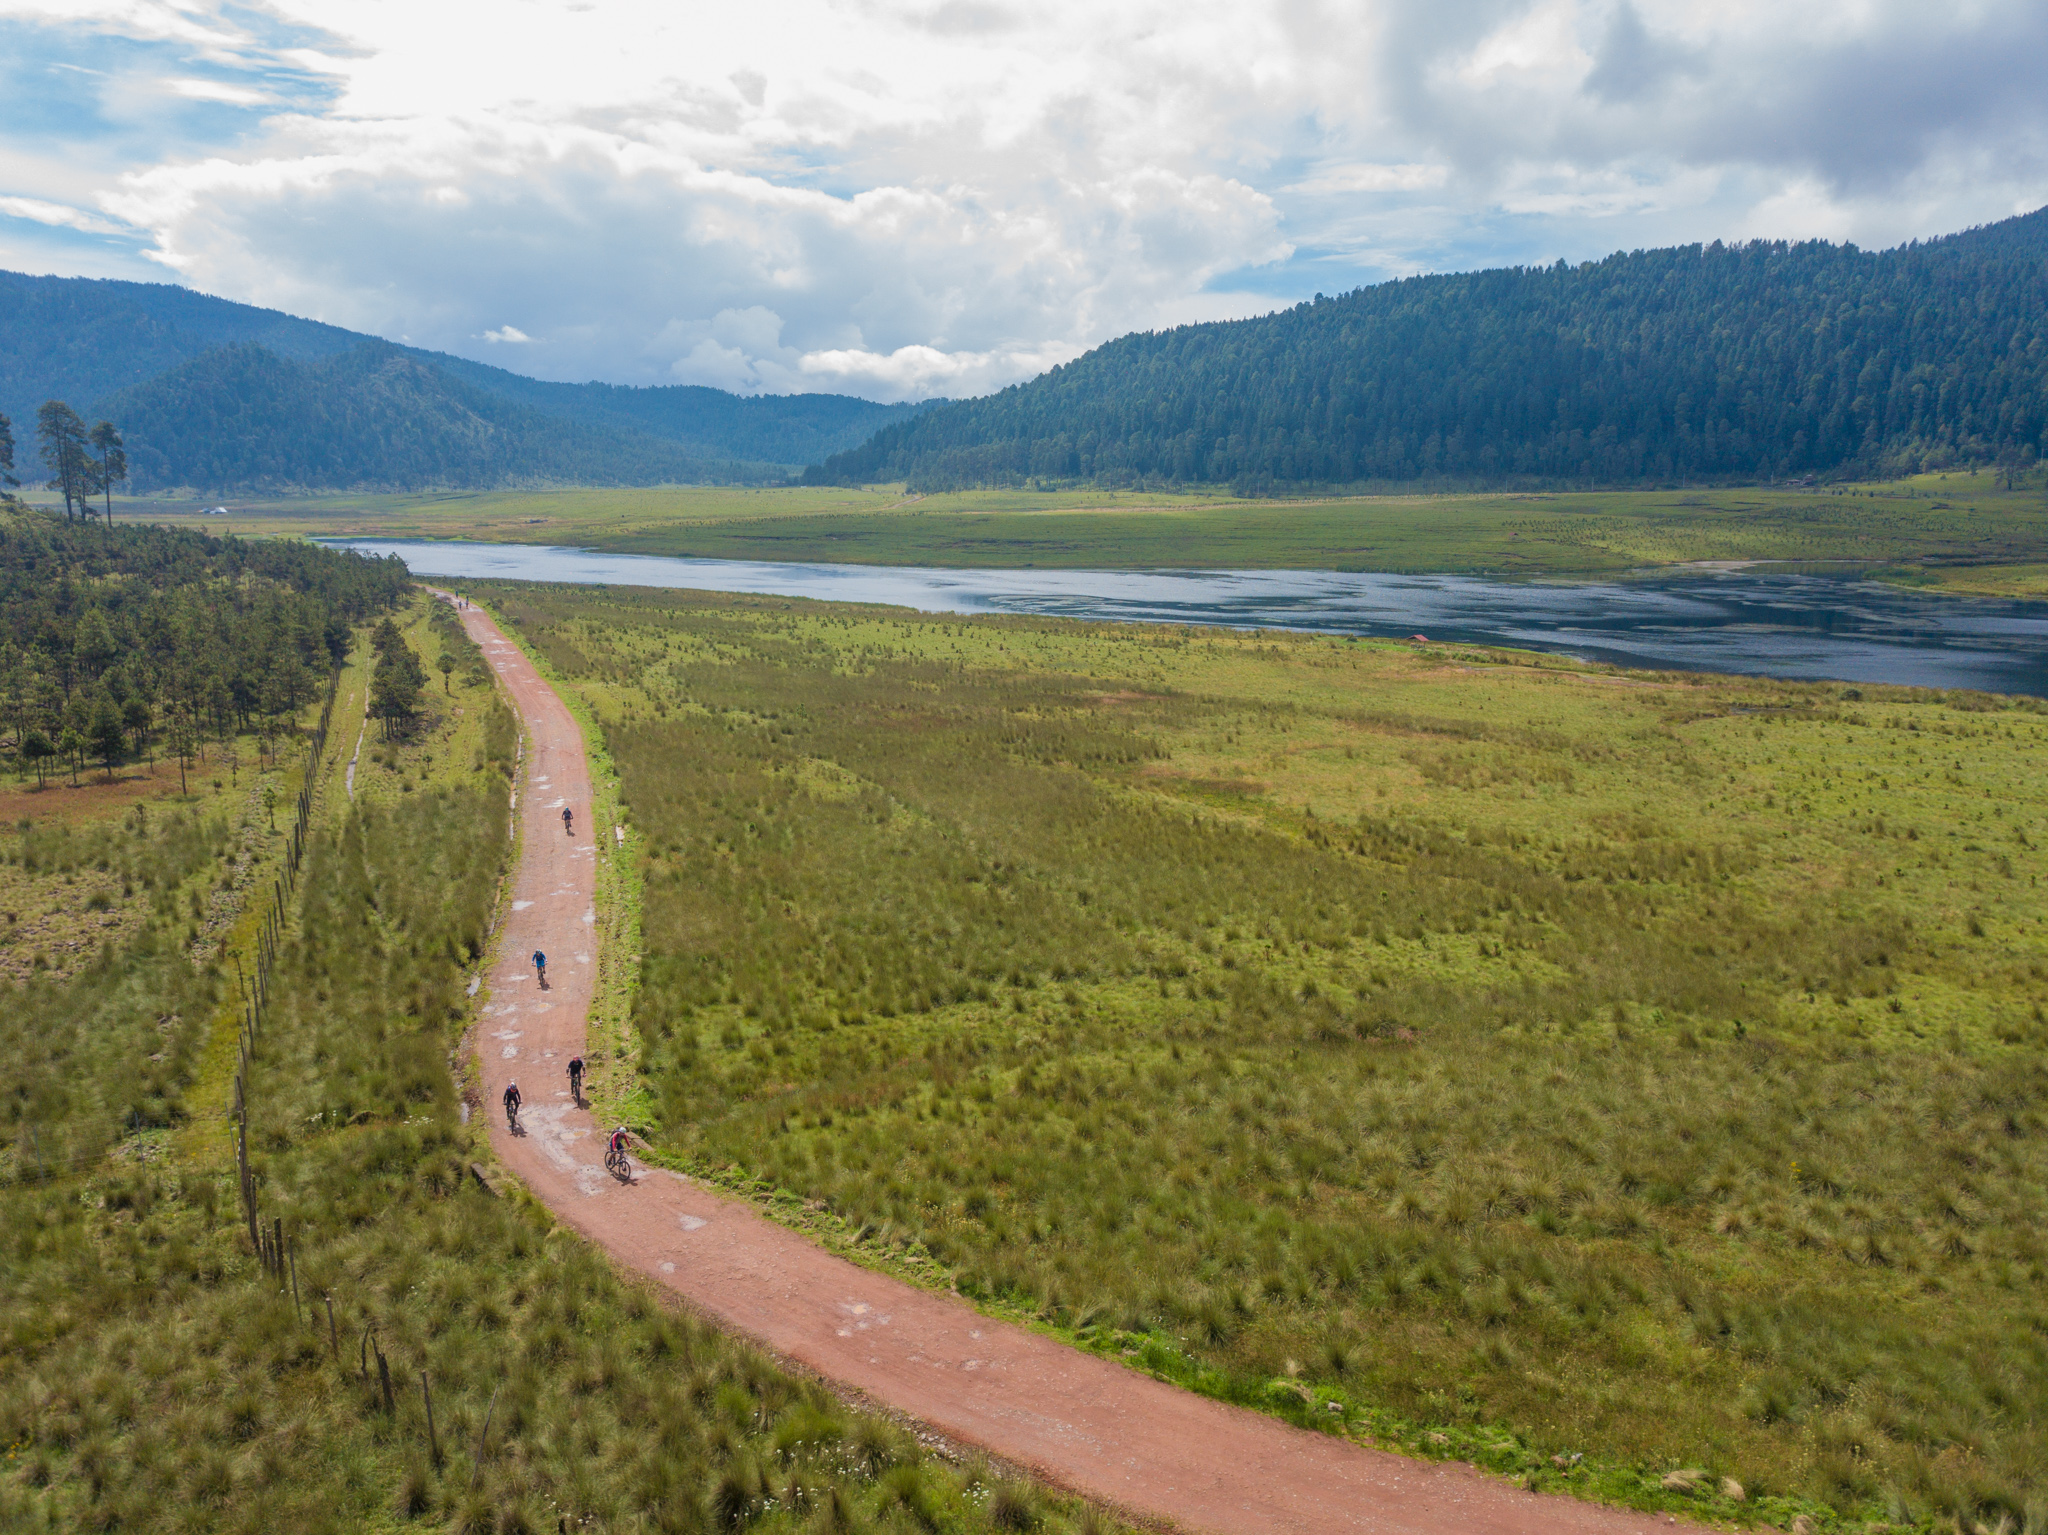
[808,207,2048,493]
[0,270,930,489]
[421,358,938,468]
[98,341,773,492]
[0,270,363,439]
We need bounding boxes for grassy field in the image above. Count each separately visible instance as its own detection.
[65,469,2048,582]
[471,579,2048,1534]
[3,595,1084,1535]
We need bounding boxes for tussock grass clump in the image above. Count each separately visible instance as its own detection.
[481,581,2048,1531]
[0,807,228,1170]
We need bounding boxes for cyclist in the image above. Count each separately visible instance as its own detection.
[566,1055,584,1100]
[503,1081,521,1129]
[607,1124,630,1174]
[562,806,574,836]
[532,949,547,988]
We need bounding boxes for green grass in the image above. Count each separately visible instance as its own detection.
[473,580,2048,1534]
[1,594,1097,1535]
[72,468,2048,582]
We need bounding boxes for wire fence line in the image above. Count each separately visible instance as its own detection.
[14,638,474,1465]
[2,669,343,1192]
[234,666,340,1268]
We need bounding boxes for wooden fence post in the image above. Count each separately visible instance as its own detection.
[422,1372,441,1465]
[470,1384,501,1490]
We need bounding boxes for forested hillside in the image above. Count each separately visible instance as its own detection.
[0,270,925,488]
[810,207,2048,492]
[97,342,775,492]
[0,506,406,782]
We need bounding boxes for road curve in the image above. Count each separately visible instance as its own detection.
[449,592,1701,1535]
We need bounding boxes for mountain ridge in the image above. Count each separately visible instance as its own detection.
[807,207,2048,493]
[98,340,780,492]
[0,270,931,489]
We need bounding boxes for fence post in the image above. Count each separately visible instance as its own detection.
[470,1384,501,1490]
[237,1116,257,1251]
[422,1372,441,1465]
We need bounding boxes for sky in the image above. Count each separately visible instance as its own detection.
[2,0,2045,403]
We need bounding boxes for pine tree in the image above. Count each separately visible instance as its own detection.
[37,403,91,518]
[88,693,126,780]
[370,638,425,738]
[89,422,127,528]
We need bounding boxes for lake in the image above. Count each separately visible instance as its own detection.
[329,540,2048,697]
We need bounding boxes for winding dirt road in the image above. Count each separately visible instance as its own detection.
[451,594,1698,1535]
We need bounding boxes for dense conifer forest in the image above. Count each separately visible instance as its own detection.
[809,207,2048,493]
[0,506,407,783]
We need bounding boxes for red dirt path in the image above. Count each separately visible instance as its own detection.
[450,595,1702,1535]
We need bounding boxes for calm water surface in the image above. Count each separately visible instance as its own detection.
[331,540,2048,697]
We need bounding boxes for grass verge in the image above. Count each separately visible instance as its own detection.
[83,469,2048,585]
[478,579,2048,1535]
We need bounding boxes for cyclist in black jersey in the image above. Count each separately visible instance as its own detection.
[567,1055,584,1102]
[503,1081,522,1130]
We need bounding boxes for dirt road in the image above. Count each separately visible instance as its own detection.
[451,594,1698,1535]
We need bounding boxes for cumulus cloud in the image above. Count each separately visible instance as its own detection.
[0,0,2043,399]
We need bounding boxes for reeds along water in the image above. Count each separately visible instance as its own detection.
[489,582,2048,1530]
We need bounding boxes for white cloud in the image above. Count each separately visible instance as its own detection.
[1,0,2044,401]
[0,196,128,235]
[1,0,256,55]
[169,77,271,105]
[796,341,1080,397]
[1457,0,1591,86]
[1287,164,1449,195]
